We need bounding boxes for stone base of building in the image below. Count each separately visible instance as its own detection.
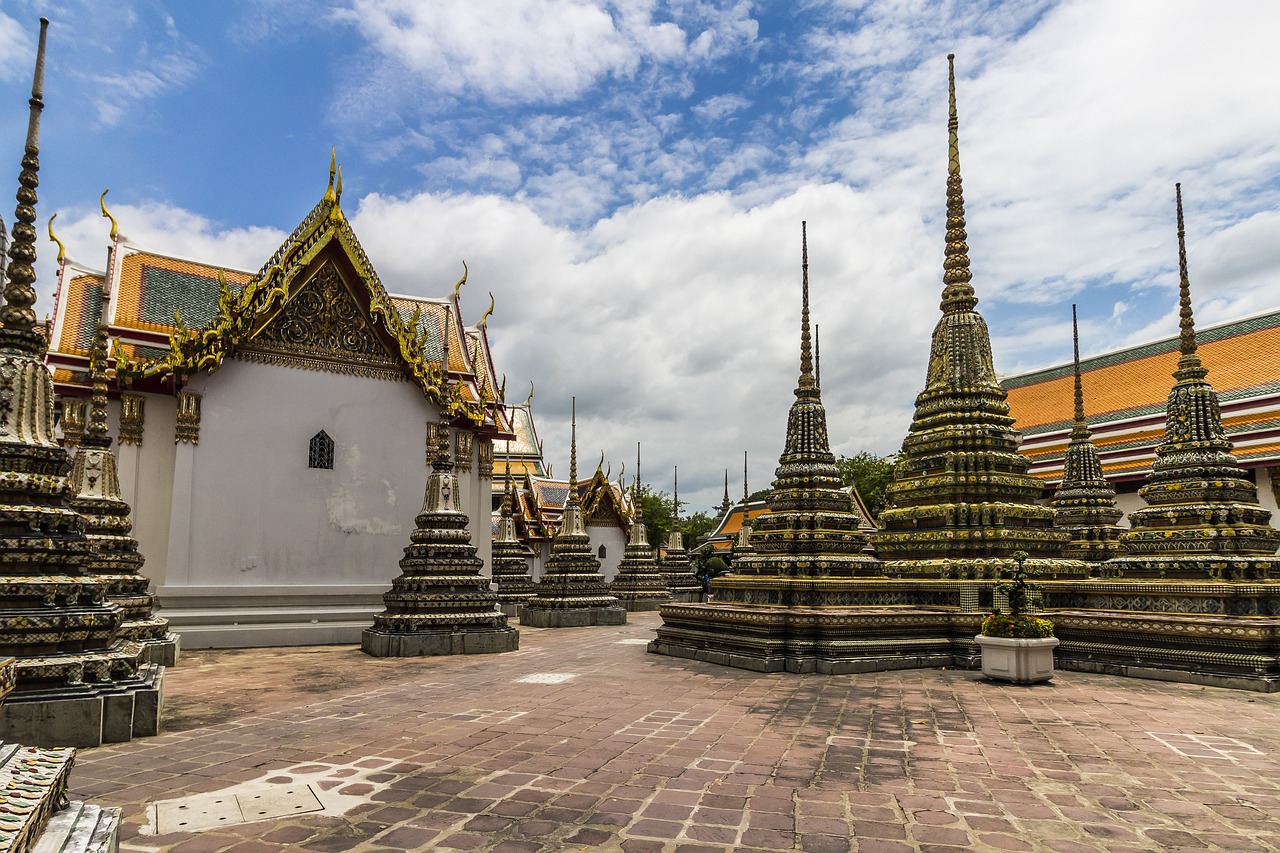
[157,583,384,648]
[649,578,1280,691]
[518,606,627,628]
[617,598,670,612]
[668,591,702,604]
[0,664,164,748]
[361,628,519,657]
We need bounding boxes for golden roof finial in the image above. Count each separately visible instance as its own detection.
[499,373,507,403]
[940,53,977,315]
[100,189,119,241]
[453,260,468,302]
[335,163,343,204]
[524,380,535,410]
[323,148,337,204]
[478,291,495,330]
[47,212,65,265]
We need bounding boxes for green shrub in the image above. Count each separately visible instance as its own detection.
[980,613,1055,639]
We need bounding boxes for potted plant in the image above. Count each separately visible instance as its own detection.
[975,551,1059,683]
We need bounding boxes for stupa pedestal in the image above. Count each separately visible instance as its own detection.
[362,429,518,657]
[491,459,536,617]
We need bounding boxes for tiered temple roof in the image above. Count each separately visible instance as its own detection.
[1050,306,1125,564]
[1107,186,1280,581]
[734,224,881,579]
[362,427,518,656]
[871,56,1084,580]
[1005,309,1280,487]
[45,157,509,437]
[67,326,175,663]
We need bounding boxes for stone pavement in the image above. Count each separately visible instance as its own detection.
[70,613,1280,852]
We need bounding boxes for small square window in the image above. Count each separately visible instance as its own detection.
[309,430,334,469]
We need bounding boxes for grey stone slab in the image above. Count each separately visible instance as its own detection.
[33,801,122,853]
[520,607,627,628]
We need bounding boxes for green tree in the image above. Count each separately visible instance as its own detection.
[835,451,899,518]
[635,484,673,551]
[747,488,772,503]
[682,511,717,546]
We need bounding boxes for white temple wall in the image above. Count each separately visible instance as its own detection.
[142,359,493,648]
[587,524,626,582]
[117,395,179,587]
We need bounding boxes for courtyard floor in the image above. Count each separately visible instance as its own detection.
[72,612,1280,853]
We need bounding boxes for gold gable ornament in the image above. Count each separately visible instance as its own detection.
[175,390,202,445]
[118,393,145,446]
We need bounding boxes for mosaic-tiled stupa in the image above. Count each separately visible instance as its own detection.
[871,55,1085,580]
[67,326,178,665]
[661,469,702,601]
[361,425,518,656]
[1107,186,1280,580]
[519,399,626,627]
[1051,306,1125,565]
[0,19,160,748]
[610,444,671,611]
[490,445,536,617]
[733,224,880,580]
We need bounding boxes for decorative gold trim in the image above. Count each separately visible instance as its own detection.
[175,390,201,445]
[61,398,86,447]
[478,439,493,480]
[118,393,144,446]
[426,422,448,466]
[455,431,474,472]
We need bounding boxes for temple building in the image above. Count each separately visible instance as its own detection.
[45,157,514,649]
[1005,307,1280,521]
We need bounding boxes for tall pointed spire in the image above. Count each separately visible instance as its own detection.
[2,17,49,351]
[872,53,1081,579]
[1110,185,1280,579]
[815,323,821,389]
[569,397,578,490]
[1174,183,1203,375]
[611,440,670,609]
[940,53,976,315]
[1052,305,1124,564]
[733,450,754,556]
[732,225,879,579]
[799,222,815,387]
[661,464,700,599]
[491,438,536,614]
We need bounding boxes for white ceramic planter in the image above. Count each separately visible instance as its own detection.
[975,635,1059,683]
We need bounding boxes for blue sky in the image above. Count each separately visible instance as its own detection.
[3,0,1279,512]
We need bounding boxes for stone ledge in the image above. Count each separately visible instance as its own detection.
[518,607,627,628]
[360,628,519,657]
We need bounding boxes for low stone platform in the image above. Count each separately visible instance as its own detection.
[518,606,626,628]
[651,577,1280,690]
[31,801,120,853]
[360,627,518,657]
[0,664,164,748]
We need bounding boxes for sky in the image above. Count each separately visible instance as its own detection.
[1,0,1278,513]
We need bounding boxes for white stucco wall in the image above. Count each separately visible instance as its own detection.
[140,358,494,591]
[587,523,626,582]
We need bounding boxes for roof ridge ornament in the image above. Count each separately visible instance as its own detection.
[99,189,120,241]
[940,53,977,315]
[453,260,468,302]
[478,291,495,330]
[47,211,65,265]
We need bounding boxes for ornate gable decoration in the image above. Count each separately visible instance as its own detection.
[238,261,403,379]
[121,155,487,426]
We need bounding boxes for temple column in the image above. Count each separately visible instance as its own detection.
[163,390,200,586]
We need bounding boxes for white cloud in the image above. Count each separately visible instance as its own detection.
[332,0,756,107]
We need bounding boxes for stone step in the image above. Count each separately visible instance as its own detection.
[31,802,120,853]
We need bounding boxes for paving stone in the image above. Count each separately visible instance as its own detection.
[60,612,1280,853]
